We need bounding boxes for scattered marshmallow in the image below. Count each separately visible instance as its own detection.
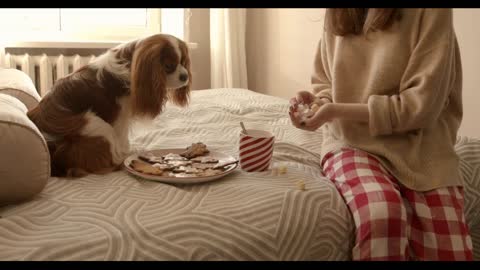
[278,165,288,175]
[296,180,306,191]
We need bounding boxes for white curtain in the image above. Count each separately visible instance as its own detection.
[210,8,248,89]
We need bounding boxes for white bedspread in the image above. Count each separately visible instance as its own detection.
[0,89,354,260]
[1,88,479,260]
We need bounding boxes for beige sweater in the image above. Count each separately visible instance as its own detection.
[313,8,463,191]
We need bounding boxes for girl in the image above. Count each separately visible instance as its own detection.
[289,8,473,261]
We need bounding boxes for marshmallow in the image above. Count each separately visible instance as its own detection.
[296,180,306,191]
[310,103,320,113]
[295,103,319,122]
[278,165,288,175]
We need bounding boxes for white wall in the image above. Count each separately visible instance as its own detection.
[246,8,325,99]
[188,8,211,91]
[246,8,480,138]
[453,8,480,138]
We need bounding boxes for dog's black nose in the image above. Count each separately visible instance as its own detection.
[179,73,188,82]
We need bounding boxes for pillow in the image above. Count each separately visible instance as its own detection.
[0,68,41,110]
[0,94,49,205]
[456,136,480,260]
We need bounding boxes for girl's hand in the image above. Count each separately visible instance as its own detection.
[289,90,333,131]
[289,91,316,109]
[289,102,335,132]
[301,103,335,131]
[289,91,330,113]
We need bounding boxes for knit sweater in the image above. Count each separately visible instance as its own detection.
[312,8,463,191]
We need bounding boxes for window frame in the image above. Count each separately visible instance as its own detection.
[0,8,162,45]
[57,9,162,42]
[0,8,197,53]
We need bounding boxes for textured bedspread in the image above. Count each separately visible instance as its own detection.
[1,88,479,260]
[0,89,354,260]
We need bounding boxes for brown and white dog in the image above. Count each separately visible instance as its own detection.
[27,34,192,178]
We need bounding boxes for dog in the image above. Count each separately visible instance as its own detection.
[27,34,192,178]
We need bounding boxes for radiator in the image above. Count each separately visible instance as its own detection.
[2,53,97,96]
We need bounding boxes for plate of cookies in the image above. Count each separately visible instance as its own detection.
[124,142,239,184]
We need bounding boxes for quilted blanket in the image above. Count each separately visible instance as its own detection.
[1,88,479,260]
[0,89,354,260]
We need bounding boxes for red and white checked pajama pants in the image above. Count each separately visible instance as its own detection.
[321,148,473,261]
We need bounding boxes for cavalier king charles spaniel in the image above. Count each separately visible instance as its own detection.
[27,34,192,178]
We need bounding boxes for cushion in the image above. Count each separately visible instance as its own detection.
[0,68,41,110]
[0,93,49,205]
[456,136,480,260]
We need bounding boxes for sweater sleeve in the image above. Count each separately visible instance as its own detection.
[311,32,333,102]
[367,9,459,136]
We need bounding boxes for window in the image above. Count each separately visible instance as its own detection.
[0,8,186,44]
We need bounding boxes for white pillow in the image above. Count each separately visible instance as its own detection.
[0,94,50,205]
[0,68,41,110]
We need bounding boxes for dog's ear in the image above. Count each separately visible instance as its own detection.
[130,42,167,118]
[168,42,191,107]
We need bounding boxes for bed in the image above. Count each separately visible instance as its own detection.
[0,88,479,260]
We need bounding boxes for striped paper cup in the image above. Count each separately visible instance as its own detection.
[239,129,275,172]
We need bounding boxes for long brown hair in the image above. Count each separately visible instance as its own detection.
[325,8,401,36]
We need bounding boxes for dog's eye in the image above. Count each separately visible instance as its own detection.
[164,63,176,73]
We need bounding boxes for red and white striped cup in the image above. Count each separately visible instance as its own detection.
[239,129,275,172]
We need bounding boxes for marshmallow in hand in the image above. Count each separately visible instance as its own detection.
[294,103,321,121]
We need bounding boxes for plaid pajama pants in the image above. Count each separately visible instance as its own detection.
[321,148,473,261]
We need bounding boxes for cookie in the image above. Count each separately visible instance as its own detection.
[164,153,188,161]
[138,153,164,164]
[190,156,219,164]
[152,163,174,171]
[130,160,164,175]
[167,160,193,167]
[172,166,186,173]
[181,142,210,159]
[173,166,201,174]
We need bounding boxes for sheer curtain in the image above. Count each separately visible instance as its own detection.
[210,8,248,89]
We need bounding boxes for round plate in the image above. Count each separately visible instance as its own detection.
[124,148,238,184]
